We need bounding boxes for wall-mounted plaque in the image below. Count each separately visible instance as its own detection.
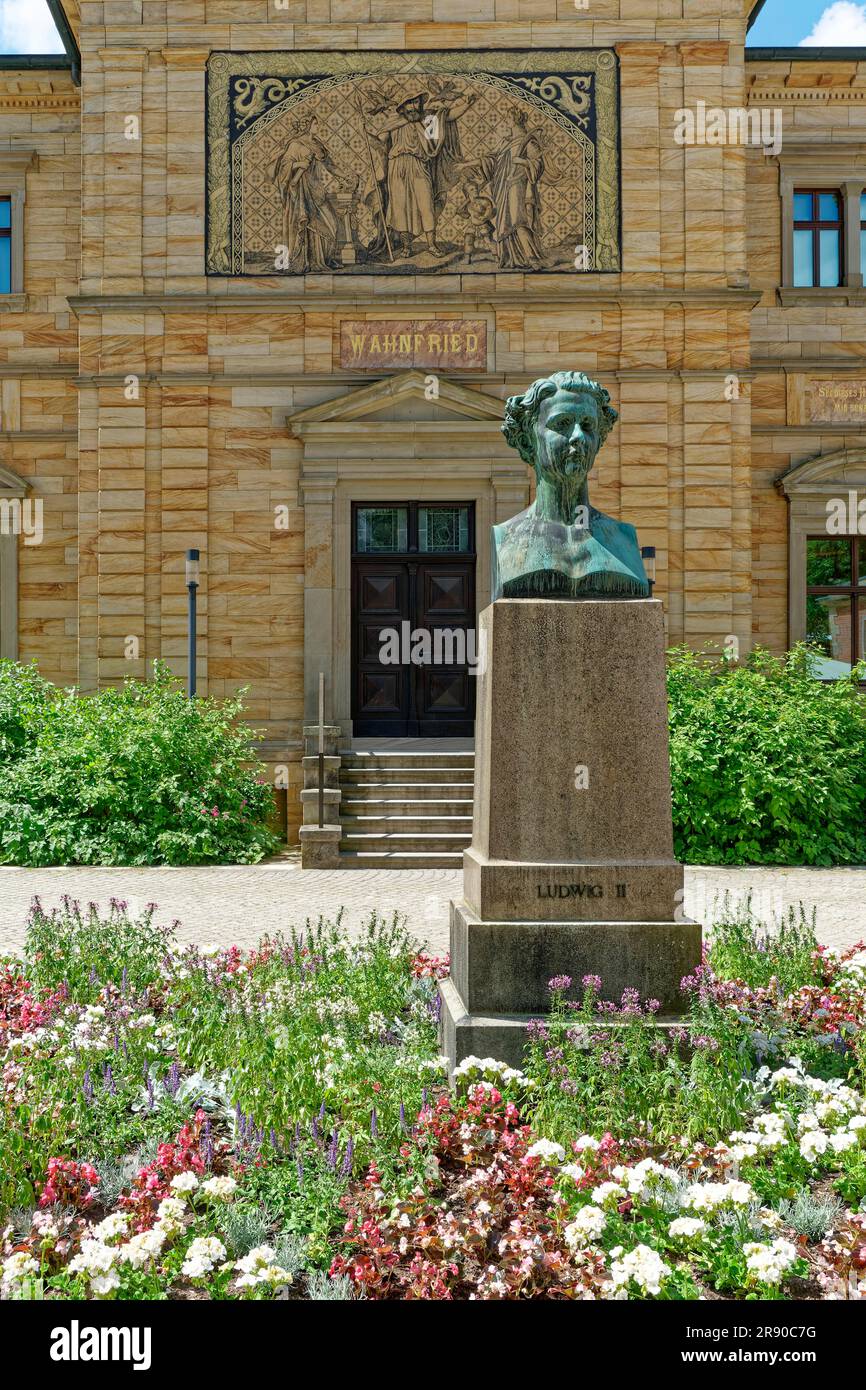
[809,379,866,423]
[206,49,620,277]
[340,319,487,370]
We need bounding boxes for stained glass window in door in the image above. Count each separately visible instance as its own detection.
[355,507,408,554]
[418,506,470,554]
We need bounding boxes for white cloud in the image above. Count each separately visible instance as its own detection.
[0,0,65,55]
[800,0,866,44]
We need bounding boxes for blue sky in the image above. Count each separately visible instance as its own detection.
[1,0,866,55]
[0,1,65,54]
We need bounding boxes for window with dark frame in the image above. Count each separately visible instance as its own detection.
[0,197,11,295]
[805,535,866,678]
[793,190,842,288]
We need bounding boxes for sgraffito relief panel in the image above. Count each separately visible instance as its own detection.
[206,50,620,277]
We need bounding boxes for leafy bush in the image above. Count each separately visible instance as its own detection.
[668,644,866,865]
[706,897,820,994]
[0,660,277,865]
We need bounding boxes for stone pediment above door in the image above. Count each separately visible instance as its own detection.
[288,371,518,469]
[287,370,508,431]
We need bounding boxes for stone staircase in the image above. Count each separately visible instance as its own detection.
[338,750,475,867]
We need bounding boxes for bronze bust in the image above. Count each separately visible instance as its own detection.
[494,371,650,600]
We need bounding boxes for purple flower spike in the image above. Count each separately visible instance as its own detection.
[82,1069,94,1104]
[547,975,572,993]
[370,1107,378,1139]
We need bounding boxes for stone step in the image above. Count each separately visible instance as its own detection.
[341,815,473,833]
[339,779,474,798]
[341,797,473,815]
[340,831,471,851]
[338,850,465,869]
[340,767,474,784]
[342,752,475,767]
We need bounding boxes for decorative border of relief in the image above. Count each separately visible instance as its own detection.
[205,48,621,278]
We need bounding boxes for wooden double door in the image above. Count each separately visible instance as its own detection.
[351,501,476,737]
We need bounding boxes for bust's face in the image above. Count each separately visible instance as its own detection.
[533,388,600,487]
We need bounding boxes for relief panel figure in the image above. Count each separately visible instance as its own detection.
[271,114,341,271]
[206,50,621,277]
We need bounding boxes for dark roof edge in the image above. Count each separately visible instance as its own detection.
[746,46,866,60]
[746,0,768,33]
[0,55,75,73]
[44,0,81,85]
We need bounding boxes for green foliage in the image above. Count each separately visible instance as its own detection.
[525,981,746,1149]
[0,659,277,866]
[26,898,173,999]
[668,643,866,866]
[707,897,820,993]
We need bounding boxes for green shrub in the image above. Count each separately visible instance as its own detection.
[0,660,278,866]
[706,897,820,993]
[668,644,866,866]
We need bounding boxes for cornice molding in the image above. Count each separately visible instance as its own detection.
[68,287,763,314]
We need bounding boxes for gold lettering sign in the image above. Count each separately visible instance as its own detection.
[340,319,487,369]
[809,379,866,423]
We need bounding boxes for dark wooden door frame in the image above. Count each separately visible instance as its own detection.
[351,501,477,737]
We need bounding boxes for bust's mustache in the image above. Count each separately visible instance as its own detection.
[543,442,593,476]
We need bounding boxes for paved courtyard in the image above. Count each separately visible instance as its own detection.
[0,861,865,957]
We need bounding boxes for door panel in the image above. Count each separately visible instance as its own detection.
[351,503,476,737]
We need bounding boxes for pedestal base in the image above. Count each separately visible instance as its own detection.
[439,975,534,1073]
[449,900,701,1016]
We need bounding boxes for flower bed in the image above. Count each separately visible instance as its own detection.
[1,897,865,1301]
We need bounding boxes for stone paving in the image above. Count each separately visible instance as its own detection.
[0,860,865,957]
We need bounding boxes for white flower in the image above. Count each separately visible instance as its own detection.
[157,1197,186,1222]
[572,1135,601,1152]
[234,1245,294,1289]
[564,1206,607,1246]
[181,1236,226,1279]
[680,1180,754,1212]
[90,1269,121,1298]
[609,1244,671,1297]
[758,1208,783,1230]
[525,1139,565,1164]
[613,1158,678,1199]
[591,1181,626,1206]
[769,1066,804,1088]
[668,1217,706,1240]
[2,1251,38,1292]
[799,1130,829,1163]
[560,1163,585,1183]
[170,1171,200,1195]
[744,1238,799,1285]
[92,1213,129,1244]
[201,1175,238,1202]
[69,1239,117,1277]
[119,1228,166,1270]
[828,1131,857,1155]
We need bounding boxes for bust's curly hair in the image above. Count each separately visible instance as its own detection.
[501,372,618,467]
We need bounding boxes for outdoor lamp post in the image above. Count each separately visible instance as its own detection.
[641,545,656,598]
[186,548,200,698]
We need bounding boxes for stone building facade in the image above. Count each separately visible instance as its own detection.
[0,2,865,842]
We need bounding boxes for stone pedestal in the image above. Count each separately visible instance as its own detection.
[440,598,701,1071]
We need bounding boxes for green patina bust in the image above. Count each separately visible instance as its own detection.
[493,371,650,600]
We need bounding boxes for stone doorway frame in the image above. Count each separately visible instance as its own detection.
[0,463,29,660]
[777,445,866,648]
[289,371,529,737]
